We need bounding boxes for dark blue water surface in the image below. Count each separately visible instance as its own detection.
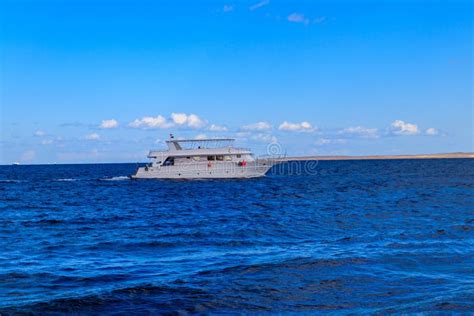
[1,159,473,314]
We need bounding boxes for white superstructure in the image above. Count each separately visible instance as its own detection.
[131,137,278,179]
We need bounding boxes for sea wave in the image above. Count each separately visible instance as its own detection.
[0,179,26,183]
[100,176,130,181]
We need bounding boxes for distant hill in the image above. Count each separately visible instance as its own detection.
[280,152,474,161]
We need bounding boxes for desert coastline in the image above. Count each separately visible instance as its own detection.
[280,152,474,161]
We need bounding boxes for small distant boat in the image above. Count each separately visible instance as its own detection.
[132,136,280,179]
[12,162,20,166]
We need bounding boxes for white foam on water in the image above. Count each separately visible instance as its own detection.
[0,179,26,183]
[101,176,130,181]
[55,178,79,182]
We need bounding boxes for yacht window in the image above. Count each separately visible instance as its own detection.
[186,156,191,159]
[224,155,232,161]
[163,157,175,166]
[193,156,200,161]
[216,155,224,161]
[207,156,215,161]
[236,154,241,158]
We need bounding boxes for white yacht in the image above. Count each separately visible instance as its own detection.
[132,137,278,179]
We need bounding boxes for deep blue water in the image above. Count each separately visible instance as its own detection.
[0,159,473,314]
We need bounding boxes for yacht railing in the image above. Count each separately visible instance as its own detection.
[142,160,275,172]
[147,150,168,158]
[232,147,252,152]
[257,154,286,161]
[148,150,168,153]
[148,147,252,156]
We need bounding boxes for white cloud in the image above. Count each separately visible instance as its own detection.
[251,133,277,143]
[278,121,314,132]
[390,120,420,135]
[223,4,234,12]
[170,113,188,125]
[339,126,379,138]
[34,130,46,137]
[85,133,100,140]
[195,134,208,140]
[235,131,250,141]
[129,113,206,129]
[249,0,269,11]
[99,119,119,129]
[288,13,309,25]
[129,115,173,129]
[170,113,206,128]
[208,124,228,132]
[187,114,206,128]
[242,121,271,131]
[233,131,276,143]
[315,138,346,146]
[425,127,439,136]
[41,139,53,145]
[315,138,331,146]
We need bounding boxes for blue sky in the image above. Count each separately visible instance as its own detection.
[0,0,472,164]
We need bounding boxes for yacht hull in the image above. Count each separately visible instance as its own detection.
[131,161,274,179]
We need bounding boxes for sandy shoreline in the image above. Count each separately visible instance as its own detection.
[279,152,474,161]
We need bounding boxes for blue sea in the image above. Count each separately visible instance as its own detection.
[1,159,473,314]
